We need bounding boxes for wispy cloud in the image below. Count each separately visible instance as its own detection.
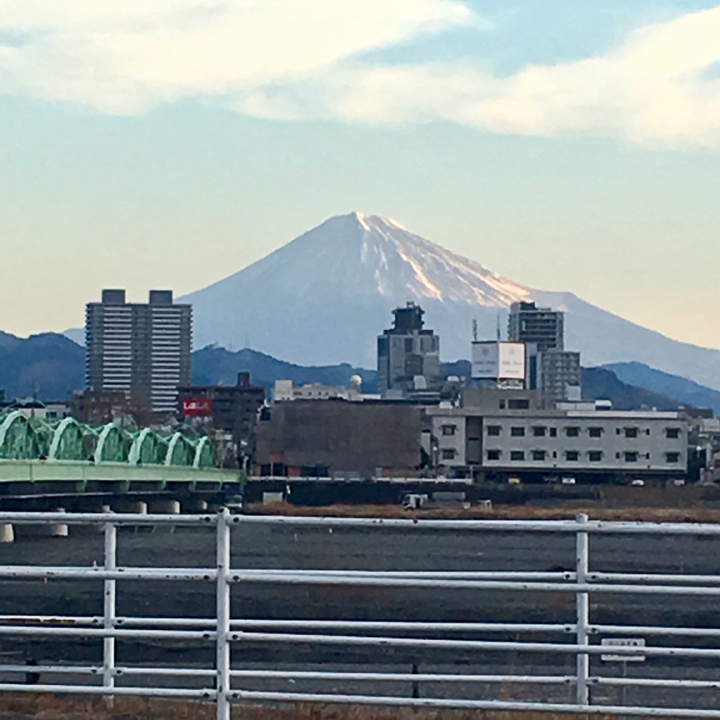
[0,0,473,112]
[240,6,720,146]
[2,2,720,146]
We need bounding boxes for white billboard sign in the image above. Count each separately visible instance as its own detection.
[472,342,525,380]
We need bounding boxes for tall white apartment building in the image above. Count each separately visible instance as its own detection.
[85,289,192,416]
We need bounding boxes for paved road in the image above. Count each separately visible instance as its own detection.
[1,522,720,711]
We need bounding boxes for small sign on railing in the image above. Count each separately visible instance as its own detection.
[601,637,646,662]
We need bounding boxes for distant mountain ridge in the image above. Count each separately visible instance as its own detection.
[0,331,712,415]
[179,212,720,391]
[192,346,378,394]
[0,331,85,401]
[603,362,720,414]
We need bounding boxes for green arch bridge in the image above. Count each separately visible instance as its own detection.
[0,411,239,503]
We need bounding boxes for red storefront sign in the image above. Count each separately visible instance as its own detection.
[182,398,213,416]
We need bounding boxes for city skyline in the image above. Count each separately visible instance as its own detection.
[2,1,720,351]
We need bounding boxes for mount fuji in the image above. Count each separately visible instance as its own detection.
[181,212,720,391]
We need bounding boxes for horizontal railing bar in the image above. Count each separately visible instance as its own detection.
[12,567,720,596]
[232,690,720,718]
[3,512,720,536]
[0,614,102,626]
[229,631,720,658]
[230,620,576,633]
[116,666,216,677]
[230,572,720,595]
[229,670,575,684]
[0,664,217,679]
[0,664,100,675]
[590,572,720,585]
[232,515,720,536]
[592,624,720,638]
[0,627,214,640]
[0,512,216,526]
[0,566,216,581]
[117,616,216,628]
[237,569,576,581]
[0,615,575,634]
[591,677,720,689]
[0,683,215,699]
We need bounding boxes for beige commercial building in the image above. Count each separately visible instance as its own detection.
[429,391,687,481]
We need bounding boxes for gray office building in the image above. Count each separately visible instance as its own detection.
[377,303,440,398]
[85,289,192,416]
[508,302,564,351]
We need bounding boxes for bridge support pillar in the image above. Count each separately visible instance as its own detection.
[113,500,147,515]
[149,499,180,515]
[184,498,208,513]
[0,524,14,544]
[50,509,69,538]
[149,499,180,533]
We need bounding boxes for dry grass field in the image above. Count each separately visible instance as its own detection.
[247,500,720,524]
[0,694,617,720]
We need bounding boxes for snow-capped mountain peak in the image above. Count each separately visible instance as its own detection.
[180,212,720,390]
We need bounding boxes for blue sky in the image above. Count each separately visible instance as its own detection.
[2,0,720,350]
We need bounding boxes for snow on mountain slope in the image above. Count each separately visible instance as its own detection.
[181,212,720,390]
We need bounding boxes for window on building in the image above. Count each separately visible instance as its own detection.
[566,451,579,461]
[405,338,414,352]
[533,426,546,437]
[624,452,639,462]
[442,449,456,460]
[511,427,525,437]
[588,427,603,438]
[666,428,680,439]
[442,425,456,436]
[549,427,557,437]
[487,450,501,461]
[487,425,502,436]
[565,427,580,437]
[532,450,546,461]
[588,451,603,462]
[666,452,680,463]
[499,399,506,409]
[625,427,638,438]
[508,399,530,410]
[510,451,525,461]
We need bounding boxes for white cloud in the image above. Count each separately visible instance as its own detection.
[2,2,720,145]
[0,0,473,112]
[239,6,720,146]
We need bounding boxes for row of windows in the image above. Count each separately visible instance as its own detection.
[486,425,681,439]
[484,449,682,463]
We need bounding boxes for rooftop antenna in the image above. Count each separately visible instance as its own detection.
[472,318,478,342]
[496,313,501,342]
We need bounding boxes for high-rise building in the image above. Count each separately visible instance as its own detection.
[528,348,582,406]
[508,302,564,351]
[377,303,440,398]
[85,289,192,416]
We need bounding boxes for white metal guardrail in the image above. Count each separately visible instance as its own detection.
[0,511,719,717]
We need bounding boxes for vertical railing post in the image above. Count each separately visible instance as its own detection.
[216,508,231,720]
[575,513,590,707]
[103,520,117,696]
